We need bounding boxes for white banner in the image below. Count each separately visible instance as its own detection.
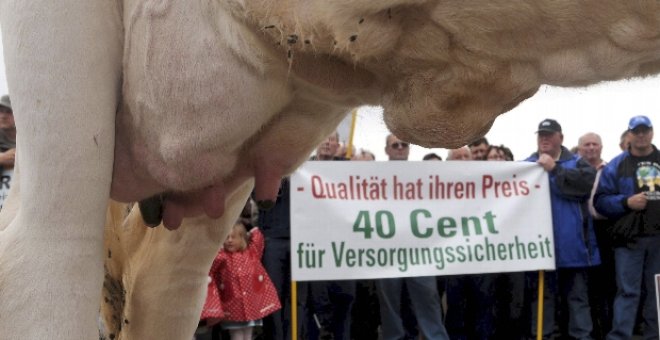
[0,168,12,210]
[291,161,555,281]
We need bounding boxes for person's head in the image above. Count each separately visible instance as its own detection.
[627,115,654,156]
[422,152,442,161]
[385,134,410,161]
[315,131,340,160]
[577,132,603,166]
[0,95,14,132]
[536,118,564,158]
[486,145,514,161]
[352,149,375,161]
[447,146,471,161]
[619,130,632,151]
[468,137,489,160]
[224,221,249,253]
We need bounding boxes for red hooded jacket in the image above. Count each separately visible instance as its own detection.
[210,228,281,321]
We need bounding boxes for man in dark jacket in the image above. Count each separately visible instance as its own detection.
[525,118,599,340]
[307,131,356,340]
[594,115,660,340]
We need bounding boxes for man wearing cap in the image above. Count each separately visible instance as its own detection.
[594,115,660,339]
[525,118,599,339]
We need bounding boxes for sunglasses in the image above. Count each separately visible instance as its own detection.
[390,142,409,149]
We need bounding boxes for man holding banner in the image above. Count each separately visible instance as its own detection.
[525,119,599,339]
[307,131,356,340]
[594,115,660,340]
[374,133,449,340]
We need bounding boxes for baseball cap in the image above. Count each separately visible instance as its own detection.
[0,95,10,111]
[628,115,652,130]
[536,118,562,133]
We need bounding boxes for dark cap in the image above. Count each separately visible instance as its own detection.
[422,152,443,161]
[536,118,562,133]
[0,95,10,111]
[628,115,652,130]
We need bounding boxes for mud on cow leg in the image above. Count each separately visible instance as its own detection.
[0,0,123,338]
[100,182,254,340]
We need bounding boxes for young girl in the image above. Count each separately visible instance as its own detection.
[209,219,281,340]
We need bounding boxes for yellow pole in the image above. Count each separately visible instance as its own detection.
[536,270,544,340]
[345,109,358,159]
[291,281,298,340]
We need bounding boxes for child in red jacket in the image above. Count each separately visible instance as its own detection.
[210,220,281,340]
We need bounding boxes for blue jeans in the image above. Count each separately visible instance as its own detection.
[607,235,660,340]
[376,276,449,340]
[527,268,593,339]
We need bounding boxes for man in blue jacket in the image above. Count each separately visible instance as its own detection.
[525,118,599,339]
[594,115,660,340]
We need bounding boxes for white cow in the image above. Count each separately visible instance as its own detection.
[1,1,659,339]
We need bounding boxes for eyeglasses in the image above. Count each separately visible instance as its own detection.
[390,142,409,149]
[0,108,12,115]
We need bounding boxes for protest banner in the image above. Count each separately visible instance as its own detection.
[291,161,555,281]
[0,168,12,209]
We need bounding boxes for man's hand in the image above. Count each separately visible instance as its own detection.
[537,153,556,172]
[626,192,648,211]
[0,148,16,167]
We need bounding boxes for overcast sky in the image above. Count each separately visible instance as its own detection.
[350,78,659,162]
[1,27,657,162]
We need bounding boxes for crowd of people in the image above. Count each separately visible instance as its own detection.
[197,115,657,340]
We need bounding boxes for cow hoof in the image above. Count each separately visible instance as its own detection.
[138,194,164,227]
[256,200,275,210]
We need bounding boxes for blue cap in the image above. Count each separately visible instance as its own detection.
[628,115,653,130]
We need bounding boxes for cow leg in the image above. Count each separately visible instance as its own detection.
[101,181,254,340]
[0,1,122,338]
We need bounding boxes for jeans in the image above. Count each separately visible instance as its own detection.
[607,235,660,340]
[527,268,593,339]
[376,276,449,340]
